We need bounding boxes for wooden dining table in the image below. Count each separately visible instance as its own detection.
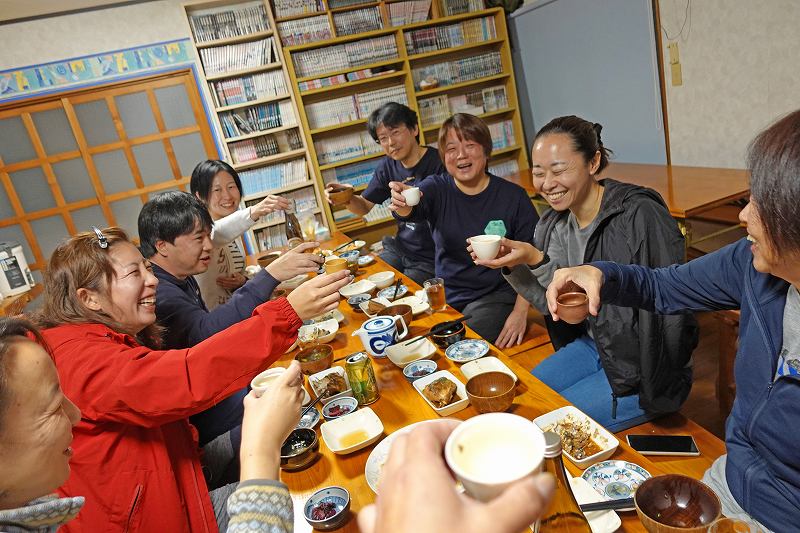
[269,233,726,532]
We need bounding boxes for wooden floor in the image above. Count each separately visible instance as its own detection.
[513,311,727,439]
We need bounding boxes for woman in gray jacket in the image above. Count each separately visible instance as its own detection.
[472,115,697,431]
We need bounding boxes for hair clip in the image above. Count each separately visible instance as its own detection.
[92,226,108,249]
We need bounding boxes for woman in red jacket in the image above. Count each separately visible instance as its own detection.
[35,227,350,532]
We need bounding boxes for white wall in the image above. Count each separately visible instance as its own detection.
[0,0,191,71]
[659,0,800,168]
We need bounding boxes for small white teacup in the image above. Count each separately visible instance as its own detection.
[401,187,421,207]
[445,413,545,502]
[251,367,312,404]
[470,234,502,261]
[250,368,287,397]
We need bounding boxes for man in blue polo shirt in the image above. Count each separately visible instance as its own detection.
[325,102,445,285]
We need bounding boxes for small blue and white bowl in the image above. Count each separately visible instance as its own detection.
[377,283,408,301]
[403,359,438,382]
[297,407,320,429]
[322,396,358,420]
[445,339,490,363]
[304,486,350,530]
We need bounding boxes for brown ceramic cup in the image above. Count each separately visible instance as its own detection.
[556,291,589,324]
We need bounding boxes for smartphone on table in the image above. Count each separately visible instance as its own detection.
[626,434,700,456]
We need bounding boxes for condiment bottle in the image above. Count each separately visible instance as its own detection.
[535,431,592,532]
[284,199,303,248]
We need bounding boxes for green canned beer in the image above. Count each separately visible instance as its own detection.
[345,352,379,405]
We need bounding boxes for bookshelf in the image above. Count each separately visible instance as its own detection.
[182,0,328,253]
[275,1,527,235]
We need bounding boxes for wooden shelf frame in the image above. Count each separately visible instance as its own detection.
[277,4,528,237]
[183,0,330,254]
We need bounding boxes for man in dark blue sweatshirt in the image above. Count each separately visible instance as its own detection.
[137,191,342,456]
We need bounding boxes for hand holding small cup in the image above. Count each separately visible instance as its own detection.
[546,265,604,320]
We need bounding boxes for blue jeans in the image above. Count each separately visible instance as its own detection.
[532,336,654,432]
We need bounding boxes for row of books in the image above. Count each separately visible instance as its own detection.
[412,50,502,90]
[322,158,382,189]
[418,84,508,126]
[388,0,431,26]
[239,158,309,196]
[315,130,383,165]
[488,158,519,178]
[364,198,393,223]
[209,70,289,108]
[231,135,280,162]
[273,0,324,19]
[230,128,304,163]
[333,6,383,36]
[296,65,397,92]
[404,16,496,55]
[305,85,407,129]
[200,38,279,76]
[328,0,376,9]
[277,14,331,46]
[219,100,297,138]
[188,2,269,43]
[292,34,398,78]
[487,119,515,150]
[441,0,484,16]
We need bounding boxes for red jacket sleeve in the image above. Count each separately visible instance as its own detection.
[49,298,301,427]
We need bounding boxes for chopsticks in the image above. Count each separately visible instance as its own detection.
[578,497,634,512]
[332,239,356,254]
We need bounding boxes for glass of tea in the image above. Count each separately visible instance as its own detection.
[423,277,447,312]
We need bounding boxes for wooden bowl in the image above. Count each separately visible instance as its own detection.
[377,304,413,329]
[329,185,355,205]
[466,371,516,413]
[634,474,721,533]
[556,291,589,324]
[257,250,282,268]
[296,345,333,375]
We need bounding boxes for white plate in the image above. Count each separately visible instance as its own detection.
[570,477,622,532]
[414,289,428,303]
[308,309,345,324]
[461,356,518,383]
[321,407,384,454]
[308,367,354,405]
[412,370,469,417]
[298,318,339,344]
[445,339,489,363]
[384,337,437,368]
[365,421,431,493]
[339,279,377,298]
[359,297,392,317]
[533,406,619,469]
[392,295,430,315]
[358,254,376,266]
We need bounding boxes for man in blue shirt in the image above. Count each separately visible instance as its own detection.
[325,102,445,285]
[137,191,347,471]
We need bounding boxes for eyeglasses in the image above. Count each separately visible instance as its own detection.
[92,226,108,249]
[376,127,408,146]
